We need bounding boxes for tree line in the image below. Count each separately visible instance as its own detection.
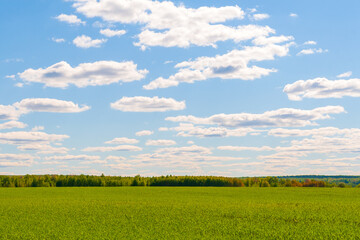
[1,175,360,188]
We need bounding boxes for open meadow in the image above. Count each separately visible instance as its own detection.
[1,187,360,239]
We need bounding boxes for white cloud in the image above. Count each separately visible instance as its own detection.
[18,144,69,155]
[252,35,294,46]
[268,127,359,138]
[0,153,36,167]
[5,75,16,79]
[0,121,27,130]
[337,71,352,78]
[304,40,317,45]
[136,130,154,136]
[100,29,126,37]
[13,98,90,113]
[155,145,212,155]
[166,106,345,128]
[52,37,65,43]
[55,14,85,25]
[105,137,139,144]
[0,105,21,120]
[146,139,176,146]
[0,131,69,145]
[111,96,186,112]
[0,98,89,121]
[251,13,270,21]
[144,43,292,90]
[73,35,107,48]
[168,123,258,138]
[44,155,101,161]
[218,146,273,151]
[82,145,142,152]
[297,48,328,56]
[72,0,279,48]
[18,60,148,88]
[31,126,44,131]
[284,77,360,100]
[289,13,298,18]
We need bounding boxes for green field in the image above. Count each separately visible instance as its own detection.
[1,187,360,239]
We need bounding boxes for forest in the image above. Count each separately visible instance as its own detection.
[1,174,360,187]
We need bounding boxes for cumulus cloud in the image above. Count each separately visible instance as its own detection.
[304,40,317,45]
[268,127,360,138]
[71,0,281,48]
[105,137,139,144]
[337,71,352,78]
[155,145,212,156]
[0,121,27,130]
[100,29,126,37]
[284,77,360,100]
[82,145,142,152]
[0,105,21,120]
[289,13,298,18]
[136,130,154,136]
[111,96,186,112]
[55,14,85,25]
[143,43,292,90]
[297,48,327,56]
[251,13,270,21]
[0,131,69,145]
[167,123,259,138]
[218,146,273,151]
[0,153,36,167]
[73,35,107,48]
[18,60,148,88]
[146,139,176,146]
[166,106,345,128]
[13,98,90,113]
[18,144,69,155]
[44,155,101,161]
[0,98,89,121]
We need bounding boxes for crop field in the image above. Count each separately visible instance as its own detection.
[1,187,360,239]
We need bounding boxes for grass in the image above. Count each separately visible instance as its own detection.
[1,187,360,239]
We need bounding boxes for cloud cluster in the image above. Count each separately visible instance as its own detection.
[166,106,345,128]
[251,13,270,21]
[73,35,107,48]
[18,144,69,155]
[165,123,258,138]
[135,130,154,136]
[0,131,69,145]
[0,153,36,167]
[111,96,185,112]
[100,29,126,37]
[0,121,27,130]
[18,61,148,88]
[14,98,90,113]
[146,139,176,146]
[297,48,327,56]
[44,155,101,161]
[284,77,360,100]
[337,71,352,78]
[0,98,90,121]
[105,137,139,144]
[72,0,278,48]
[55,14,85,25]
[82,145,142,152]
[144,43,292,89]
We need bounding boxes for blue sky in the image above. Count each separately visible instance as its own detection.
[1,0,360,176]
